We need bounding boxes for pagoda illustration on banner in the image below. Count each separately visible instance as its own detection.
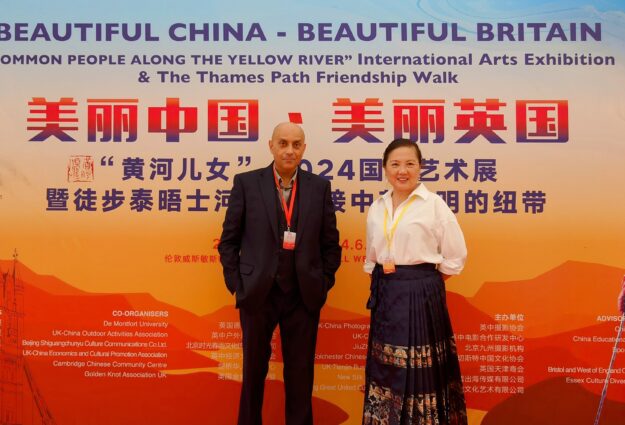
[0,250,55,425]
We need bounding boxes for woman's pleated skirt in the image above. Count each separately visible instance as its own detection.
[363,264,467,425]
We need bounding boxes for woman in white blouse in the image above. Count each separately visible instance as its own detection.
[362,139,468,425]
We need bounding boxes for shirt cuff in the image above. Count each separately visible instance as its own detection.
[437,257,466,275]
[364,260,375,274]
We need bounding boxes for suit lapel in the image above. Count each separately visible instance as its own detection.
[295,169,311,247]
[259,164,279,243]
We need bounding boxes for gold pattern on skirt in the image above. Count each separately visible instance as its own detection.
[370,339,452,369]
[363,381,440,425]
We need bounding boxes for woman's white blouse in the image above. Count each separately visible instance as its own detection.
[364,183,467,275]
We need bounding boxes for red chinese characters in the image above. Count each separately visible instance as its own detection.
[27,97,78,142]
[26,97,569,145]
[87,99,138,142]
[207,100,259,141]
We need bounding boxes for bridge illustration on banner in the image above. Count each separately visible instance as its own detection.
[1,250,56,425]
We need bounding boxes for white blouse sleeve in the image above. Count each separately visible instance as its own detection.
[436,200,467,275]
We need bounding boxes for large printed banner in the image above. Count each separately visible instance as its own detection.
[1,1,625,424]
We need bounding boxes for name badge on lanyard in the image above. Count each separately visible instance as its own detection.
[283,231,296,250]
[382,254,396,274]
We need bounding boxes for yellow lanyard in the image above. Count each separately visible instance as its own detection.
[383,196,416,252]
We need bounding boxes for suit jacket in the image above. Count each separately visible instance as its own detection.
[218,163,341,312]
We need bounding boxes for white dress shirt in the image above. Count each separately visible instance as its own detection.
[364,183,467,275]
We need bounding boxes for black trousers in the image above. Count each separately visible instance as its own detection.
[238,284,320,425]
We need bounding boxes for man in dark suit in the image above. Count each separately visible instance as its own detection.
[218,122,341,425]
